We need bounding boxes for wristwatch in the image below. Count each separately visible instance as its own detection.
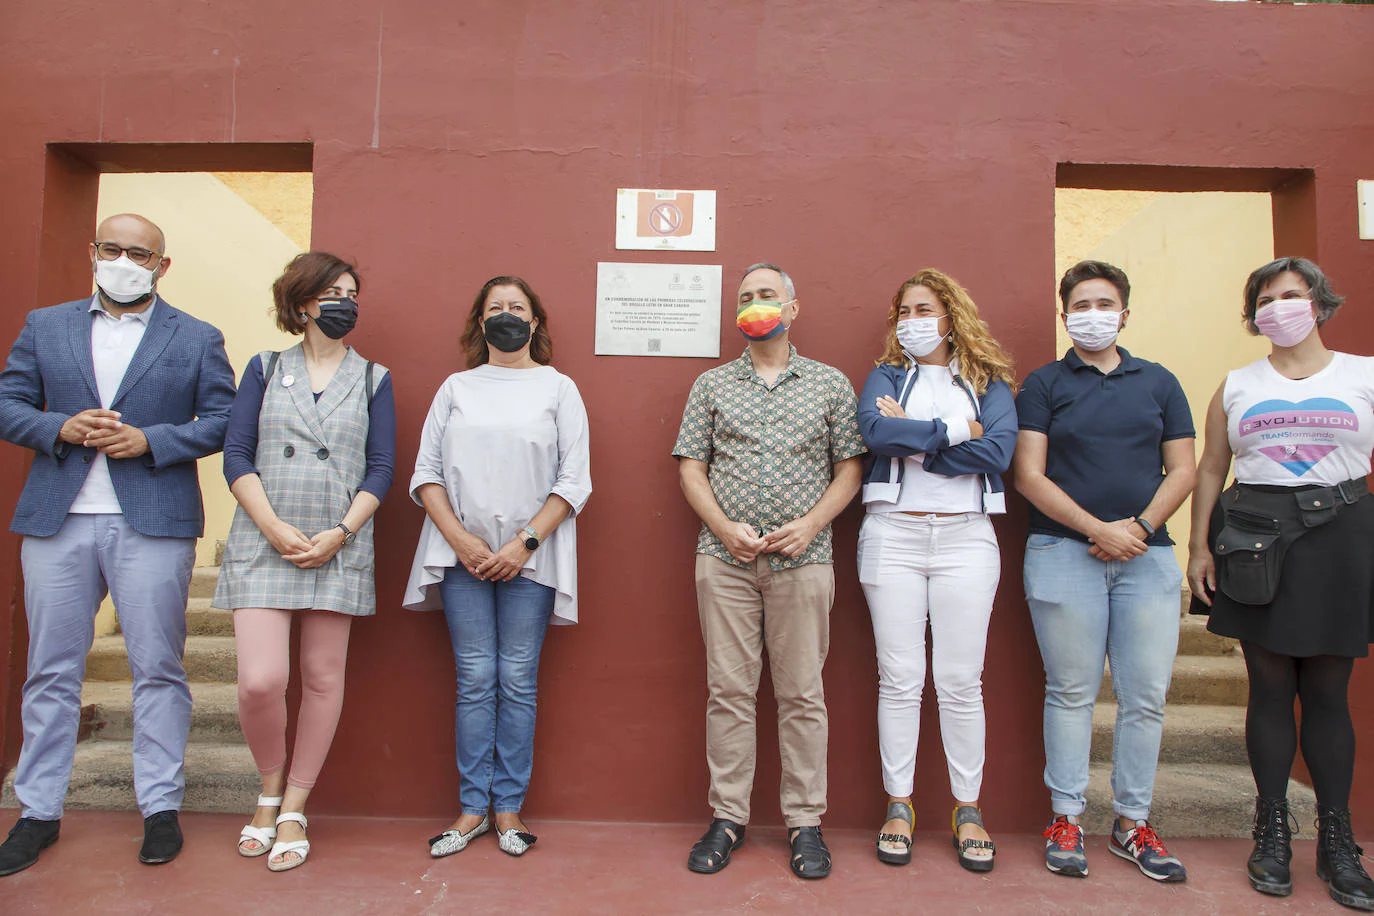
[335,522,356,545]
[520,525,544,551]
[1135,517,1156,539]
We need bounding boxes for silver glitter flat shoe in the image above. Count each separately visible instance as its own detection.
[428,815,490,859]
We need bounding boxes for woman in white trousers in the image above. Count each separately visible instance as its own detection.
[855,268,1017,871]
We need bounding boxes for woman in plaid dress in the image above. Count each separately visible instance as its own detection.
[214,252,395,871]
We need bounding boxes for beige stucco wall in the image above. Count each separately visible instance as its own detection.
[93,171,312,633]
[1053,189,1274,566]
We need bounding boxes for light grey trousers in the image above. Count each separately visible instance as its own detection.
[14,514,195,820]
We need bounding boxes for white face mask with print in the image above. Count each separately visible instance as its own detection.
[1064,309,1121,352]
[94,255,157,304]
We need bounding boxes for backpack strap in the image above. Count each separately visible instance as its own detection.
[263,351,281,386]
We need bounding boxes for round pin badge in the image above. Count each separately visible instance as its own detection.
[281,373,296,388]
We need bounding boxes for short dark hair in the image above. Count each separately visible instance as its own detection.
[1241,257,1344,335]
[461,276,553,368]
[1058,260,1130,312]
[271,251,360,335]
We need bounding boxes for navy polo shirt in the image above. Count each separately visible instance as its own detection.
[1016,347,1194,546]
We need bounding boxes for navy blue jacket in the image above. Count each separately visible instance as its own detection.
[0,296,237,538]
[857,362,1017,513]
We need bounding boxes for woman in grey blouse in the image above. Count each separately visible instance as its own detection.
[404,275,591,859]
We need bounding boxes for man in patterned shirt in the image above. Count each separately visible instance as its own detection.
[672,262,864,880]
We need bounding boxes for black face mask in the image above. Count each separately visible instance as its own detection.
[484,311,533,353]
[313,298,358,339]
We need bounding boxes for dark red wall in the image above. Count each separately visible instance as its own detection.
[2,1,1373,829]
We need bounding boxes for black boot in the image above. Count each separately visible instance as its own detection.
[1317,805,1374,911]
[1248,796,1294,896]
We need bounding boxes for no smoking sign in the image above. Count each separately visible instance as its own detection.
[616,188,717,251]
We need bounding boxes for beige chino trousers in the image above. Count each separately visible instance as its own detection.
[695,554,834,828]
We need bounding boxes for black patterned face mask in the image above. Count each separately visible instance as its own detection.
[483,312,532,353]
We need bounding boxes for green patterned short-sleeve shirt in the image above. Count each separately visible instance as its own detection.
[672,345,866,569]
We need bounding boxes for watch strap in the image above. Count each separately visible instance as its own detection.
[1135,517,1156,538]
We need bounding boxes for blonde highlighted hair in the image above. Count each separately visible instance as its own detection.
[876,268,1016,395]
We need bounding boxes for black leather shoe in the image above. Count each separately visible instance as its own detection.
[0,818,60,877]
[1248,796,1295,896]
[687,818,746,874]
[1317,806,1374,911]
[139,810,183,865]
[788,826,831,879]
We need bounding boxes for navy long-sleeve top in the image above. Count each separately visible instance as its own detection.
[222,353,396,499]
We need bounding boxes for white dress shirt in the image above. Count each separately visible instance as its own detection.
[69,295,155,515]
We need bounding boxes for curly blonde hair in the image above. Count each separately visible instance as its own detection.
[876,268,1016,395]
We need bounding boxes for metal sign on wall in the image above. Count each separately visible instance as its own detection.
[615,189,717,251]
[594,262,722,358]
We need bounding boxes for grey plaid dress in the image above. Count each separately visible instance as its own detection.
[214,345,383,616]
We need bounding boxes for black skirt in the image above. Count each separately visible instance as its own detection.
[1200,486,1374,658]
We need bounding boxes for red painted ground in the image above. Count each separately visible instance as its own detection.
[0,809,1354,914]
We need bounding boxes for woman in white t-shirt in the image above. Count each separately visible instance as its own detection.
[1189,258,1374,907]
[403,276,591,860]
[855,268,1017,871]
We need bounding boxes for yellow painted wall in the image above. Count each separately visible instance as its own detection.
[93,171,312,633]
[1053,189,1274,566]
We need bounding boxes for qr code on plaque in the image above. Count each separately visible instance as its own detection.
[647,339,662,353]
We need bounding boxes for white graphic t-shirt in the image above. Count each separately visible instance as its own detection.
[1225,352,1374,487]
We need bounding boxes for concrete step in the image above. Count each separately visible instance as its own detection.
[1100,653,1248,707]
[1177,614,1239,657]
[111,598,233,638]
[0,740,259,814]
[1082,762,1315,838]
[85,635,237,683]
[1091,703,1246,766]
[189,566,220,600]
[81,682,243,744]
[187,598,234,637]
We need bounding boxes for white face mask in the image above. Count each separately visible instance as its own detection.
[896,316,949,358]
[94,254,157,304]
[1064,309,1122,352]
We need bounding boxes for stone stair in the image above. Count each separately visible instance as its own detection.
[2,566,257,813]
[1084,590,1317,837]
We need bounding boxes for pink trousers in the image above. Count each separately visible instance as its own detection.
[233,608,352,790]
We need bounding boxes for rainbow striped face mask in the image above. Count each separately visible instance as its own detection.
[736,298,793,341]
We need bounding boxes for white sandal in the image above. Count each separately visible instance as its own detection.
[267,812,310,872]
[238,795,283,857]
[428,815,490,859]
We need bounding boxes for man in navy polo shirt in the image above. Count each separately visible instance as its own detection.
[1013,260,1196,884]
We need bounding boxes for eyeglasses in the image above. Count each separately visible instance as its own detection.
[93,242,163,267]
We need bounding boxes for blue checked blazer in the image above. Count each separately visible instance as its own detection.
[0,296,237,538]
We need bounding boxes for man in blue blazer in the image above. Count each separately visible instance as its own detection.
[0,214,236,875]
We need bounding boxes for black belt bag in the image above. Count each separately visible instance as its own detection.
[1214,477,1368,606]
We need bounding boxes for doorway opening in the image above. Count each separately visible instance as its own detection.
[1053,164,1316,562]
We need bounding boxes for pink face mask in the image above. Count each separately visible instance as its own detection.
[1255,299,1316,347]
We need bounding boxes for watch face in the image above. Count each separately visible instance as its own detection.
[524,537,540,550]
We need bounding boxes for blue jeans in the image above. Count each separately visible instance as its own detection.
[439,565,555,814]
[1023,535,1181,820]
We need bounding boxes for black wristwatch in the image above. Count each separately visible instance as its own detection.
[335,522,356,545]
[520,525,544,551]
[1135,517,1156,539]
